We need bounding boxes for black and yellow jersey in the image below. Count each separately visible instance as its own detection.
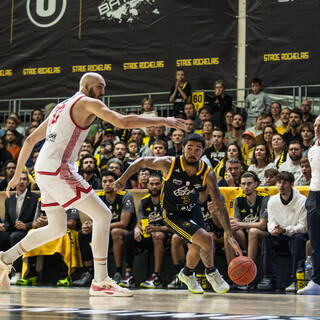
[161,156,210,213]
[138,193,163,226]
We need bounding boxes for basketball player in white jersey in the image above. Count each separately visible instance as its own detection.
[0,72,186,296]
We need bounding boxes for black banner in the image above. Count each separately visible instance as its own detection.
[246,0,320,87]
[0,1,237,99]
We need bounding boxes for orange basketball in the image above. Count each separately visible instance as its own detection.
[228,256,257,285]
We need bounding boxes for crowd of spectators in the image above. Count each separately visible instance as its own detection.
[0,70,318,292]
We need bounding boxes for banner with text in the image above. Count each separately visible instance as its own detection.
[0,1,237,99]
[246,0,320,87]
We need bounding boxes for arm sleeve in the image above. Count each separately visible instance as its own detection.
[259,196,269,220]
[121,192,135,214]
[137,201,146,220]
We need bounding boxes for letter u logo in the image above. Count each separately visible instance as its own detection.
[26,0,67,28]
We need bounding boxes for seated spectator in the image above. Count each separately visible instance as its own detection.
[215,143,247,182]
[79,155,102,189]
[82,139,94,155]
[107,158,124,178]
[140,98,158,118]
[195,106,212,131]
[264,168,279,187]
[225,113,244,146]
[207,79,233,128]
[131,128,152,157]
[148,125,169,151]
[113,141,128,165]
[257,172,308,291]
[246,114,263,137]
[271,134,287,169]
[224,172,268,274]
[202,120,214,149]
[300,157,311,186]
[0,160,16,191]
[218,158,242,187]
[120,173,168,289]
[185,119,195,135]
[203,127,227,169]
[126,140,139,188]
[98,171,136,283]
[262,126,277,153]
[31,108,44,124]
[0,116,24,146]
[28,150,40,190]
[94,126,116,152]
[4,172,39,283]
[152,139,168,157]
[245,78,271,128]
[137,168,151,189]
[184,103,197,120]
[0,215,10,252]
[241,131,256,166]
[248,143,277,186]
[0,137,13,174]
[167,129,184,156]
[271,102,282,127]
[279,140,304,186]
[300,122,314,156]
[276,107,291,135]
[4,129,21,161]
[169,69,192,116]
[300,99,316,123]
[254,113,274,145]
[95,141,114,171]
[223,110,234,133]
[283,108,303,146]
[9,112,25,136]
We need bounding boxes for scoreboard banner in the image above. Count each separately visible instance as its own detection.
[0,0,237,99]
[246,0,320,87]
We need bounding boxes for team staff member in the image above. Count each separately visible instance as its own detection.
[298,116,320,295]
[115,134,241,294]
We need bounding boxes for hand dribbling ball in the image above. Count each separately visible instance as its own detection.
[228,256,257,285]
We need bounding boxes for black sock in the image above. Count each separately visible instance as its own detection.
[153,272,160,277]
[205,266,217,275]
[174,264,181,274]
[183,266,194,276]
[116,267,122,274]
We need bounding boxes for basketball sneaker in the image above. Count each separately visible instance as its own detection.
[0,252,12,291]
[119,272,135,288]
[285,282,296,292]
[297,280,320,295]
[140,273,163,289]
[90,276,133,296]
[178,269,204,294]
[167,275,181,289]
[205,269,230,294]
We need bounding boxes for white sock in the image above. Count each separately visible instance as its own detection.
[94,259,107,283]
[2,243,25,265]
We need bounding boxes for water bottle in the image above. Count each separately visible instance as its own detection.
[305,256,313,282]
[296,260,305,290]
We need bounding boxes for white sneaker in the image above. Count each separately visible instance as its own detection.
[206,269,230,294]
[178,269,204,294]
[89,277,133,297]
[0,252,12,290]
[297,280,320,295]
[10,272,21,285]
[285,282,296,292]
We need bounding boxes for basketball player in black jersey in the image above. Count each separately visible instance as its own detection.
[115,134,241,294]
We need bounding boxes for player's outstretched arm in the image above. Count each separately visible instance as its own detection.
[6,118,49,197]
[114,156,172,191]
[206,169,242,256]
[86,99,186,131]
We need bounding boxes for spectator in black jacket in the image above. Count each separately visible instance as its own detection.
[79,155,102,189]
[0,137,13,174]
[0,160,16,191]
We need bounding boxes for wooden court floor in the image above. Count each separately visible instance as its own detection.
[0,287,319,320]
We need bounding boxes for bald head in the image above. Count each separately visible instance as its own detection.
[79,72,106,100]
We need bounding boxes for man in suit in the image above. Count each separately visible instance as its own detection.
[4,171,39,282]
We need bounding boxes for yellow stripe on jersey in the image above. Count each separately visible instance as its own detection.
[163,157,176,181]
[180,156,185,171]
[196,160,205,175]
[202,166,210,186]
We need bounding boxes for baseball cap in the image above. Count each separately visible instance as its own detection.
[242,131,255,138]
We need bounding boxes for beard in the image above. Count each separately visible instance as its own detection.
[184,158,199,167]
[150,190,161,196]
[88,88,102,100]
[84,167,94,174]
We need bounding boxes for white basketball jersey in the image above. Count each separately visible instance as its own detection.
[35,92,90,175]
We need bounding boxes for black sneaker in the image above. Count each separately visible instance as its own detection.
[140,273,163,289]
[119,272,135,288]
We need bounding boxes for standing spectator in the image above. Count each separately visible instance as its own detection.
[301,122,314,156]
[300,157,311,186]
[257,172,308,291]
[4,172,39,283]
[168,129,184,156]
[270,102,282,127]
[218,159,242,187]
[276,107,291,135]
[224,172,268,267]
[207,80,233,128]
[241,131,256,166]
[271,134,287,169]
[0,137,13,174]
[169,69,192,116]
[248,144,276,186]
[79,155,102,189]
[279,140,304,186]
[120,173,168,288]
[4,130,21,161]
[300,100,316,124]
[225,113,244,146]
[184,103,196,120]
[298,116,320,295]
[246,114,263,137]
[0,161,16,191]
[245,78,271,128]
[283,108,303,145]
[264,168,279,187]
[204,128,227,168]
[98,171,136,284]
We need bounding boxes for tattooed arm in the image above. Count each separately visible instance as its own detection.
[206,169,242,256]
